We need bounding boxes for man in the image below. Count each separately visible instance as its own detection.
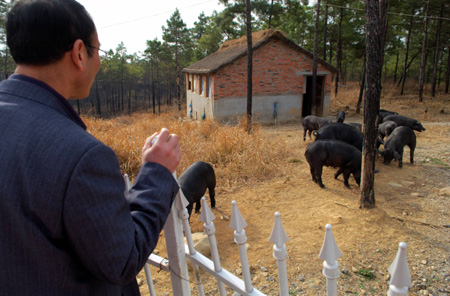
[0,0,181,295]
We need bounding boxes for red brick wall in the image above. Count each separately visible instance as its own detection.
[214,39,333,100]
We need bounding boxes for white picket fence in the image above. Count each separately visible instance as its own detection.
[124,174,412,296]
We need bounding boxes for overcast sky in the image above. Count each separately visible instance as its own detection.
[77,0,224,55]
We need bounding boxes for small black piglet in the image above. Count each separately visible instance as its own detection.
[178,161,216,217]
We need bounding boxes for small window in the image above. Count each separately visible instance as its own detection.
[193,75,197,93]
[208,76,212,98]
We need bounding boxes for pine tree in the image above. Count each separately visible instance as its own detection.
[162,9,192,111]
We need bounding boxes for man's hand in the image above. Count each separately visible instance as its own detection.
[142,128,181,173]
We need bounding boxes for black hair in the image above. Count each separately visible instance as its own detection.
[6,0,96,66]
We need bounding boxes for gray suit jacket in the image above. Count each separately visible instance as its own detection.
[0,75,179,295]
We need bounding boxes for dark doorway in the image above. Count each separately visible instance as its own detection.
[302,75,325,117]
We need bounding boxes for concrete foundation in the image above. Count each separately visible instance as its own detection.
[187,92,330,123]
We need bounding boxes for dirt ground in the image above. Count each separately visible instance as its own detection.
[139,95,450,295]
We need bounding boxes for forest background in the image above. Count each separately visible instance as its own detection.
[0,0,449,116]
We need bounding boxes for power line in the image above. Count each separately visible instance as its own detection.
[98,0,217,30]
[98,0,450,30]
[322,3,450,22]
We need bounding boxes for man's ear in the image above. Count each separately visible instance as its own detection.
[70,39,85,70]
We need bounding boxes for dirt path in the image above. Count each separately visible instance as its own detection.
[140,117,450,295]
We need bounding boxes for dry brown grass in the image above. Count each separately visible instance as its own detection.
[331,81,450,122]
[82,113,293,189]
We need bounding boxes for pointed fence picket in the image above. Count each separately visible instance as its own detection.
[230,200,253,294]
[388,242,412,296]
[123,174,412,295]
[318,224,342,296]
[269,212,290,296]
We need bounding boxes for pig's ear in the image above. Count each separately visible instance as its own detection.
[393,151,401,161]
[379,149,386,157]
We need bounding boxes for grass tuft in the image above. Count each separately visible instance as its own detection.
[357,268,375,280]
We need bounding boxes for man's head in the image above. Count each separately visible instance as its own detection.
[7,0,96,66]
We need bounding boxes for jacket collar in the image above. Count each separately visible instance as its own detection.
[5,74,87,130]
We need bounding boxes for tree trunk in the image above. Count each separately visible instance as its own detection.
[121,57,124,112]
[356,62,365,114]
[106,90,111,114]
[343,60,347,85]
[323,0,329,61]
[398,49,420,88]
[158,79,161,114]
[431,3,443,97]
[157,68,161,114]
[152,78,156,114]
[3,48,9,80]
[438,50,443,87]
[128,90,131,114]
[335,7,343,96]
[418,0,430,102]
[176,42,181,112]
[246,0,253,133]
[95,78,101,116]
[268,0,274,28]
[312,0,321,115]
[400,12,414,95]
[328,33,333,65]
[360,0,387,209]
[151,62,155,114]
[393,52,399,83]
[446,46,450,94]
[117,86,121,113]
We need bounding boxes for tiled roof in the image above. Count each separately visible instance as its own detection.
[182,29,338,74]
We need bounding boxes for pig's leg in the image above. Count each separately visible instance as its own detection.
[409,144,415,164]
[315,166,325,188]
[209,187,216,209]
[309,165,317,183]
[195,201,201,213]
[334,168,343,179]
[343,171,351,188]
[398,150,403,168]
[187,203,194,217]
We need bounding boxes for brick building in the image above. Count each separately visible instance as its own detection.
[182,29,337,123]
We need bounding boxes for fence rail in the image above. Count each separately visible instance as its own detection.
[124,174,412,295]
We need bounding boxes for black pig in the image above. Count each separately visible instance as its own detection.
[305,140,361,188]
[302,115,332,141]
[379,126,416,168]
[378,109,398,124]
[314,123,364,151]
[378,120,398,140]
[383,114,425,132]
[178,161,216,217]
[346,123,362,132]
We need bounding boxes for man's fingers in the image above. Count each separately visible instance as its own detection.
[154,128,170,145]
[167,134,179,147]
[143,132,158,151]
